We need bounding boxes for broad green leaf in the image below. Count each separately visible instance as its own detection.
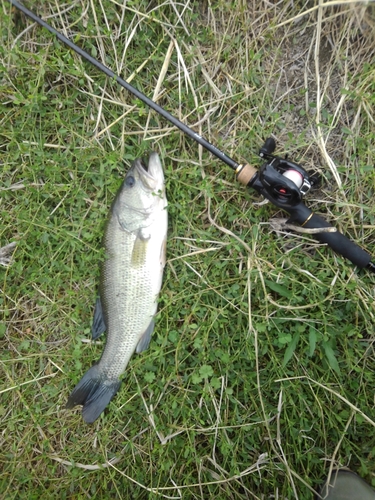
[323,342,341,375]
[265,280,293,299]
[279,333,292,345]
[199,364,214,379]
[192,373,203,384]
[144,372,156,384]
[210,377,221,390]
[282,333,300,367]
[309,328,317,356]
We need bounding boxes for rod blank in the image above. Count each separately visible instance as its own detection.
[8,0,240,171]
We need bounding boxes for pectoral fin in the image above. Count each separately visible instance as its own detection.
[92,296,107,340]
[136,319,155,353]
[131,232,150,267]
[160,235,167,268]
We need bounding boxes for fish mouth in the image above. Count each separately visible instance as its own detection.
[134,152,164,189]
[133,158,148,175]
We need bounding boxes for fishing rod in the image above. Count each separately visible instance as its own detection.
[8,0,375,272]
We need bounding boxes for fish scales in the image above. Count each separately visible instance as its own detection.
[66,152,167,423]
[99,213,165,378]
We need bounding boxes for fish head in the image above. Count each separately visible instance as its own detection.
[113,152,166,232]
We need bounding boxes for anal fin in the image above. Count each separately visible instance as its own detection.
[136,319,155,353]
[92,296,106,340]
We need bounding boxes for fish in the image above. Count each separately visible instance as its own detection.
[66,152,167,423]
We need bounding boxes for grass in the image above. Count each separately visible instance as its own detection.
[1,0,375,498]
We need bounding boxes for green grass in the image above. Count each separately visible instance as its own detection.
[1,1,375,498]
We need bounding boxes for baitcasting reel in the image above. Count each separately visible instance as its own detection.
[235,137,375,272]
[252,138,312,209]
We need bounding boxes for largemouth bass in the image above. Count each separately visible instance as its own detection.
[66,152,167,423]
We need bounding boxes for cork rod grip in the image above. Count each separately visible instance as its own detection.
[236,164,258,186]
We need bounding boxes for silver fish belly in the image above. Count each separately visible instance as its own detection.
[66,152,167,423]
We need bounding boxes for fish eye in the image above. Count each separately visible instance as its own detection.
[125,175,135,187]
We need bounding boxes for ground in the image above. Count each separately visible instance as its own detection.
[1,1,375,499]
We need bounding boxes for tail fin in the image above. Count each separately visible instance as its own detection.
[66,365,121,423]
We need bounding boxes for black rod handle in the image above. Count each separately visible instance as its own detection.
[287,202,373,270]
